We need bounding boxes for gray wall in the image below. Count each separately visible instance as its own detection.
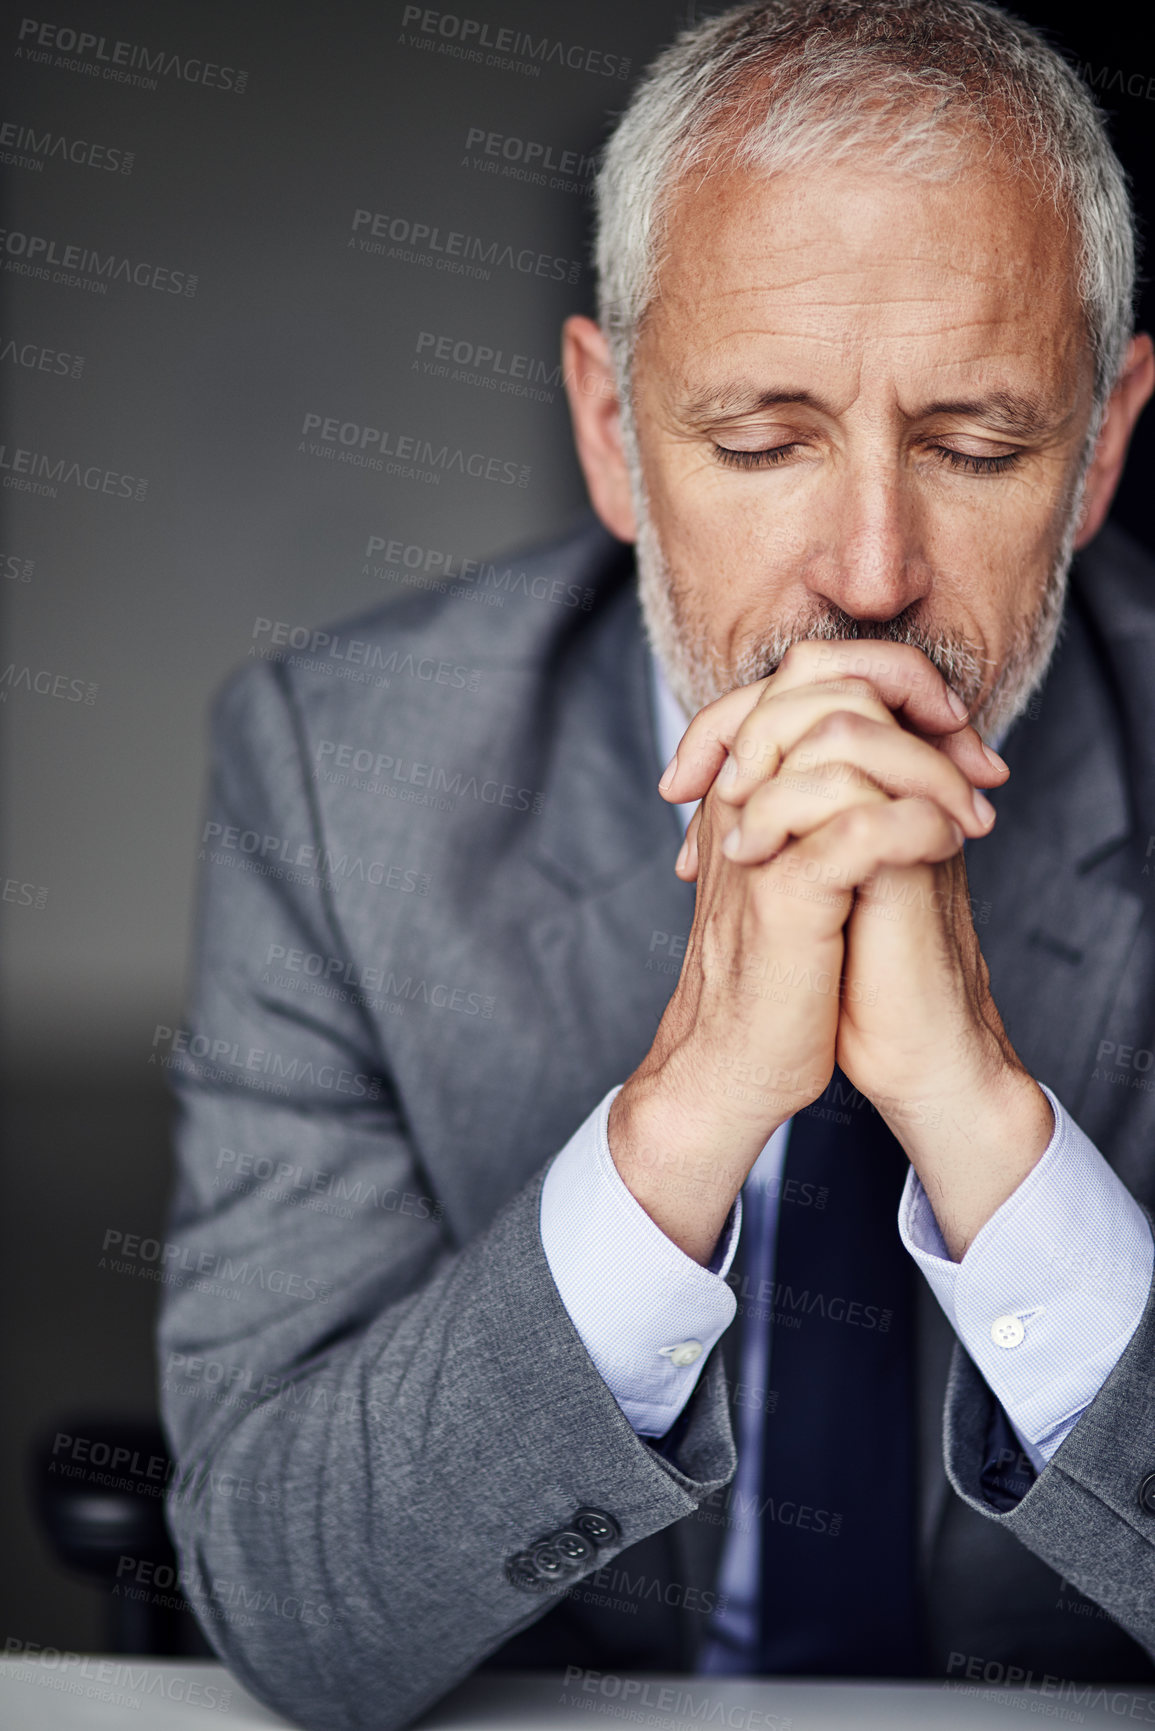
[0,0,695,1653]
[2,0,1152,1656]
[1,0,694,1071]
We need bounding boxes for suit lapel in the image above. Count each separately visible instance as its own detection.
[964,588,1143,1136]
[519,578,697,1146]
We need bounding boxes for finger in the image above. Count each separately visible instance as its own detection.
[764,797,964,906]
[674,802,703,883]
[928,725,1009,791]
[720,762,890,865]
[769,640,972,737]
[658,638,1005,807]
[658,678,770,805]
[773,711,996,840]
[711,683,894,808]
[780,643,1009,790]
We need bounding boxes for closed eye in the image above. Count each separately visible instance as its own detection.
[931,446,1020,475]
[712,443,800,469]
[711,443,1022,475]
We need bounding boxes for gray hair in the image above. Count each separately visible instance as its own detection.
[594,0,1136,437]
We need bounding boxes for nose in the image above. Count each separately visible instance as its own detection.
[805,454,931,623]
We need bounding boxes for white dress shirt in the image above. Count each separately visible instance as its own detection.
[539,647,1154,1671]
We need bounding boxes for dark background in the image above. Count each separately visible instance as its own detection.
[1,0,1152,1656]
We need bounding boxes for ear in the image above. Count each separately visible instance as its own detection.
[561,315,638,542]
[1074,332,1155,549]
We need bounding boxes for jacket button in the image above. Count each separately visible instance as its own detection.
[529,1538,567,1580]
[572,1507,622,1547]
[1138,1474,1155,1513]
[555,1528,594,1566]
[505,1551,543,1591]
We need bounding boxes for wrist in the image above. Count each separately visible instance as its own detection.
[880,1056,1054,1260]
[609,1055,774,1266]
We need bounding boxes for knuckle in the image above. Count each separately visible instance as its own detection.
[812,707,865,745]
[838,804,877,847]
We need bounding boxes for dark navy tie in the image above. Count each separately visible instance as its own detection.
[754,1068,921,1676]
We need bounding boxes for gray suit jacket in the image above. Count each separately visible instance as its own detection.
[158,512,1155,1731]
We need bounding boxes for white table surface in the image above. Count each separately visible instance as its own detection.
[3,1660,1153,1730]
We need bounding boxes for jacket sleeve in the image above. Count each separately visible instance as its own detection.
[156,660,738,1731]
[941,1219,1155,1658]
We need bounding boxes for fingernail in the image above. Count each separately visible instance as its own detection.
[972,790,996,827]
[946,687,969,721]
[982,743,1009,774]
[721,826,742,858]
[658,752,678,794]
[675,836,690,872]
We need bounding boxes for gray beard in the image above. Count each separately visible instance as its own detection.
[628,445,1089,745]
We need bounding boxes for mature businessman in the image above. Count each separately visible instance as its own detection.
[159,1,1155,1727]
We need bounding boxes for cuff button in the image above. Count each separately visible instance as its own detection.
[572,1507,622,1547]
[529,1539,566,1580]
[1138,1474,1155,1513]
[555,1528,594,1565]
[659,1340,703,1366]
[991,1314,1026,1349]
[505,1552,543,1591]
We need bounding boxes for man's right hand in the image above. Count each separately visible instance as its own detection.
[607,642,1005,1265]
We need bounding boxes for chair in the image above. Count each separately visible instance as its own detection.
[30,1414,213,1656]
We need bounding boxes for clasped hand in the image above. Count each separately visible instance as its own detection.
[608,640,1054,1263]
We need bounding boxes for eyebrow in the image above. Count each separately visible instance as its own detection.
[681,384,1059,439]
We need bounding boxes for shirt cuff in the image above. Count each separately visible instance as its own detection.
[539,1084,740,1436]
[899,1082,1154,1465]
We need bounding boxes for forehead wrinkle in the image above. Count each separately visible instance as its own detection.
[675,364,1069,432]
